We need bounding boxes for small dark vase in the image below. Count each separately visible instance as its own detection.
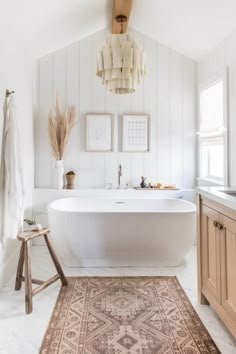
[140,176,147,188]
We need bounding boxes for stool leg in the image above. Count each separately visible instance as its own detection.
[24,241,33,314]
[15,243,25,290]
[44,234,68,286]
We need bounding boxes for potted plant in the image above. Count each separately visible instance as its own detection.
[66,171,76,189]
[48,97,76,189]
[24,218,42,231]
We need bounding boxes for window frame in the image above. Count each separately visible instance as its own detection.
[197,69,228,185]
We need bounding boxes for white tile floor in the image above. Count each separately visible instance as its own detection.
[0,246,236,354]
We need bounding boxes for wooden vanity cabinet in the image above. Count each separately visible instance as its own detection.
[197,196,236,338]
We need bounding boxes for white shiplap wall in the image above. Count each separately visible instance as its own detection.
[198,28,236,187]
[36,28,196,189]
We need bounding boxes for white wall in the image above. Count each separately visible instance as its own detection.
[198,28,236,187]
[0,31,34,289]
[36,28,196,189]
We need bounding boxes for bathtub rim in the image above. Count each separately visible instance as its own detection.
[47,197,196,214]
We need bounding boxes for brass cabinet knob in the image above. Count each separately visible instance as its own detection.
[217,223,224,231]
[213,221,218,228]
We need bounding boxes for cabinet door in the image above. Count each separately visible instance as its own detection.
[220,214,236,323]
[201,205,221,302]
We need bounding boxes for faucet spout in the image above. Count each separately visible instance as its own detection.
[117,164,122,189]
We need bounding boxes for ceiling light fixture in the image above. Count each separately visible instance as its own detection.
[96,15,146,94]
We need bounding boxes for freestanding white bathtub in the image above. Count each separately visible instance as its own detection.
[47,197,196,267]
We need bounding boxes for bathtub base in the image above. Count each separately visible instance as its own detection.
[61,255,185,268]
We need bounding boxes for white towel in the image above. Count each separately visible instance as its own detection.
[1,95,24,243]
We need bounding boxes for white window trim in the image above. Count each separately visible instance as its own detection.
[197,68,228,185]
[196,177,224,186]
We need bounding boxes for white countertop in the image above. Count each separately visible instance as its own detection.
[195,186,236,211]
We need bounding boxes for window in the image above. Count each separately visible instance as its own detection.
[198,71,228,184]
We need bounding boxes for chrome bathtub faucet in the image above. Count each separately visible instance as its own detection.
[117,164,122,189]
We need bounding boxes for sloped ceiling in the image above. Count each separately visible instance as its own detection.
[2,0,236,61]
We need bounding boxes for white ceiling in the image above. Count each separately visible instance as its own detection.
[131,0,236,60]
[2,0,236,61]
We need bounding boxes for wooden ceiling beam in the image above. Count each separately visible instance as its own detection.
[112,0,133,34]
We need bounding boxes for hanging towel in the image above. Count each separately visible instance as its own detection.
[1,95,24,242]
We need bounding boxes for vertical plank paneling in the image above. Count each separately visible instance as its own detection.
[79,35,93,152]
[79,152,105,188]
[89,30,107,186]
[38,55,53,187]
[130,31,145,185]
[170,50,183,187]
[34,61,40,188]
[36,28,197,189]
[104,29,120,188]
[183,57,196,188]
[131,86,144,113]
[64,42,79,177]
[104,30,119,188]
[131,32,144,115]
[131,155,144,187]
[92,30,106,112]
[198,41,226,83]
[143,34,157,183]
[105,28,119,153]
[156,44,170,183]
[52,48,66,186]
[118,91,132,187]
[106,95,119,153]
[118,93,132,151]
[78,34,93,187]
[52,49,66,109]
[118,153,132,188]
[210,42,227,78]
[104,153,119,188]
[226,34,236,186]
[130,76,144,186]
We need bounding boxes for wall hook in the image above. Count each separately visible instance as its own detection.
[6,89,15,98]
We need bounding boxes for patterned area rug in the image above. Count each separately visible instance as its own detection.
[40,277,220,354]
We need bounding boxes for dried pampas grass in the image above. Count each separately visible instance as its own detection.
[48,98,76,160]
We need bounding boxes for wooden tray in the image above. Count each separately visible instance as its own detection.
[135,187,179,191]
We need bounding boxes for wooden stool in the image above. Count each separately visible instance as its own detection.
[15,228,68,314]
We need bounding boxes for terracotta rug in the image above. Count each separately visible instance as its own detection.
[40,277,220,354]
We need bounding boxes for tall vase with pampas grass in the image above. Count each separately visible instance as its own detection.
[48,98,76,189]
